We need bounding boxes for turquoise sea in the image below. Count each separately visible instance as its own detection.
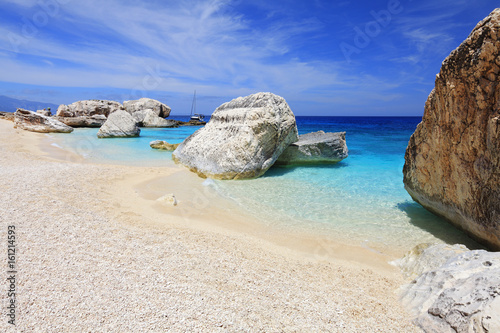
[47,116,480,253]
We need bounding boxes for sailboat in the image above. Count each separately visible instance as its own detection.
[189,90,205,122]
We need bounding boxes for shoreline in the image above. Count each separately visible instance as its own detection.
[38,123,404,267]
[0,119,419,331]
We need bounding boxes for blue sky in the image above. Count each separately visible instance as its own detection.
[0,0,497,116]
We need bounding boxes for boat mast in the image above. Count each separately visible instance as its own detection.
[190,90,196,116]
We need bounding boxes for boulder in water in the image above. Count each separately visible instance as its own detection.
[173,92,298,179]
[276,131,348,165]
[97,110,140,138]
[150,140,180,151]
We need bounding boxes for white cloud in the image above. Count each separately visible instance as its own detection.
[0,0,353,97]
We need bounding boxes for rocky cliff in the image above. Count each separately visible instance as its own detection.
[403,9,500,250]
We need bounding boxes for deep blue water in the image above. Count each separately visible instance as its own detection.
[48,116,479,252]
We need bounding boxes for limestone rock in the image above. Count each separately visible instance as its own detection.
[131,110,148,124]
[134,109,178,128]
[97,110,140,138]
[399,244,500,333]
[150,140,180,151]
[123,98,171,118]
[56,100,124,117]
[14,108,73,133]
[403,9,500,250]
[172,92,298,179]
[55,115,107,128]
[36,109,52,117]
[275,131,348,165]
[0,111,15,122]
[392,243,469,280]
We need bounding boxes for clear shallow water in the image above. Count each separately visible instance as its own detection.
[48,116,480,253]
[48,117,201,166]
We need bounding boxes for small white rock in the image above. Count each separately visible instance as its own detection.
[156,193,178,206]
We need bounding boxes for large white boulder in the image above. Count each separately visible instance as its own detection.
[123,98,171,118]
[56,100,124,117]
[97,110,140,138]
[173,92,298,179]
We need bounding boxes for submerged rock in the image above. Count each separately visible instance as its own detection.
[173,92,298,179]
[275,131,348,165]
[403,9,500,250]
[150,140,180,151]
[97,110,140,138]
[55,115,107,128]
[398,243,500,333]
[14,108,73,133]
[123,98,171,118]
[57,100,124,117]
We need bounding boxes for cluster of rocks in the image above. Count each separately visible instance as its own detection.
[170,92,348,179]
[403,8,500,250]
[395,243,500,333]
[8,98,181,137]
